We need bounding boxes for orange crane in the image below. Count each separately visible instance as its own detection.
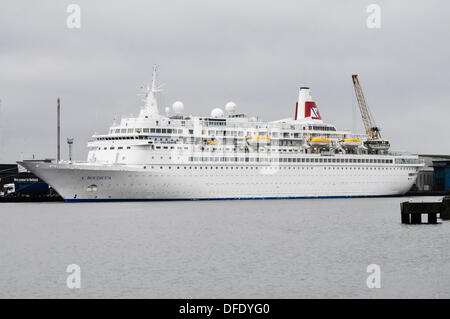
[352,74,390,153]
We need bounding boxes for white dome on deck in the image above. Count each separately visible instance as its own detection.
[211,108,224,118]
[172,101,184,114]
[225,102,236,113]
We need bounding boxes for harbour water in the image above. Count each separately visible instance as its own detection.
[1,196,449,298]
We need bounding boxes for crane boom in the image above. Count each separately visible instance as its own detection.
[352,74,380,140]
[351,74,390,153]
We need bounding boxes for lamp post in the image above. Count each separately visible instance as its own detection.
[67,138,74,161]
[57,98,61,162]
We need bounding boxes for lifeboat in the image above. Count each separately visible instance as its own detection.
[339,138,361,149]
[246,135,270,146]
[206,140,218,145]
[307,137,330,148]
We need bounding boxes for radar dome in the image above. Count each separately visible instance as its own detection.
[225,102,236,113]
[164,107,170,115]
[211,108,224,118]
[249,116,257,122]
[172,101,184,114]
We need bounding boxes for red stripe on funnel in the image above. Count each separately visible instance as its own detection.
[305,101,321,120]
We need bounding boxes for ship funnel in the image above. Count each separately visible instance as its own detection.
[295,87,323,123]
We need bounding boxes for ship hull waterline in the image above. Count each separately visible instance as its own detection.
[18,161,419,202]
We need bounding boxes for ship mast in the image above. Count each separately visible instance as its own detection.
[139,65,162,118]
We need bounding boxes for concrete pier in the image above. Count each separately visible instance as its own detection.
[401,196,450,224]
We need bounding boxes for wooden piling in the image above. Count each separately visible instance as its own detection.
[428,213,437,224]
[441,196,450,220]
[401,211,410,224]
[410,212,422,224]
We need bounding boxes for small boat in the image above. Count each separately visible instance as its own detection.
[340,138,361,149]
[307,137,331,148]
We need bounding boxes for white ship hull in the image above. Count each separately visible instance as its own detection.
[19,160,420,202]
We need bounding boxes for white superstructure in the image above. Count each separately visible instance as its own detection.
[19,67,422,201]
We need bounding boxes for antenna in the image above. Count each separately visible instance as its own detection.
[57,98,61,162]
[151,65,158,92]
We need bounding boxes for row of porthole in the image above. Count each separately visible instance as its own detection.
[87,183,392,194]
[140,165,414,171]
[122,173,409,181]
[91,180,392,187]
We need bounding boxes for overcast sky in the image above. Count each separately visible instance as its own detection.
[0,0,449,163]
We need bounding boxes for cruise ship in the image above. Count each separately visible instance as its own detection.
[19,67,422,201]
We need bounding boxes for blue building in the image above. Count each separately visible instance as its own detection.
[433,160,450,191]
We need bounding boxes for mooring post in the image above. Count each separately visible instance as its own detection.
[400,202,410,224]
[428,213,437,224]
[441,196,450,220]
[410,213,422,224]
